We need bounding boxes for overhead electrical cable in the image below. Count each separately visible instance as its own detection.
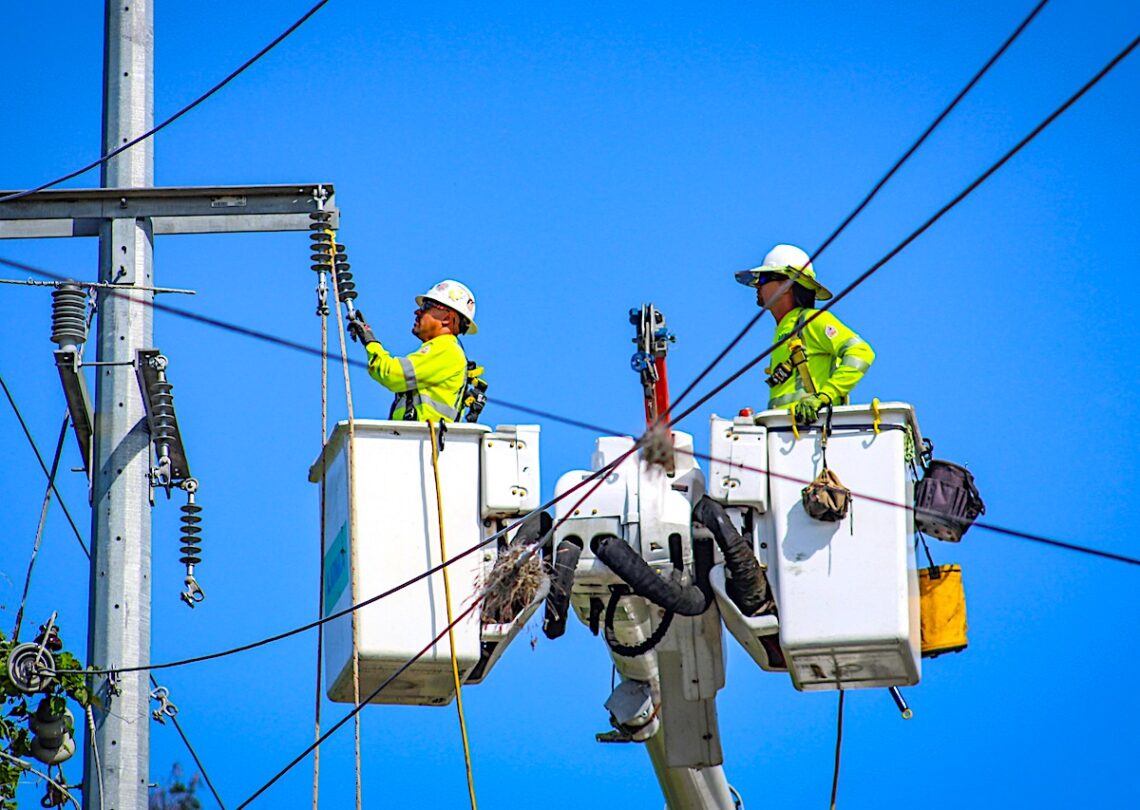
[44,421,1136,685]
[11,412,70,641]
[234,598,484,810]
[670,31,1140,427]
[59,449,635,678]
[678,447,1139,567]
[0,370,90,557]
[0,0,332,205]
[148,676,229,810]
[0,378,227,806]
[234,442,630,809]
[0,256,618,439]
[14,25,1140,691]
[664,0,1050,420]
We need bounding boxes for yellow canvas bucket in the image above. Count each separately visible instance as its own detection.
[919,565,967,658]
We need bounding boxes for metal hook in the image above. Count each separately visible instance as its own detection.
[180,576,206,608]
[149,685,179,724]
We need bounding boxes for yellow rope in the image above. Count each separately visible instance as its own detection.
[428,420,479,810]
[327,227,363,810]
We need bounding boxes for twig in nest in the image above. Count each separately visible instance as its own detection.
[481,544,545,625]
[638,422,674,471]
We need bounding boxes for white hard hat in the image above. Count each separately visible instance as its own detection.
[734,243,833,300]
[416,279,478,334]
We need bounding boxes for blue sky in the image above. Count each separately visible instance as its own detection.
[2,1,1138,807]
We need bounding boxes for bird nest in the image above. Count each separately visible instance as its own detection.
[481,543,546,625]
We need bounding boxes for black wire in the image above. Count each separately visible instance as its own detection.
[0,371,90,558]
[11,413,70,641]
[665,0,1050,420]
[232,443,636,808]
[829,690,845,810]
[0,0,332,205]
[0,382,228,810]
[671,32,1140,427]
[0,255,624,440]
[149,673,228,810]
[63,448,633,677]
[234,598,483,810]
[973,521,1140,567]
[680,447,1140,568]
[10,26,1140,686]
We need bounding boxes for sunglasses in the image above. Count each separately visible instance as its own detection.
[735,269,792,287]
[417,301,452,315]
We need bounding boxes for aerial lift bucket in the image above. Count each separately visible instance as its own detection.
[309,419,541,706]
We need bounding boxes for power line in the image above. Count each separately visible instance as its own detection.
[234,440,632,808]
[671,31,1140,426]
[665,0,1049,420]
[680,446,1140,568]
[0,370,90,558]
[150,673,228,810]
[11,412,70,641]
[0,371,227,806]
[0,255,621,439]
[60,449,633,677]
[0,0,332,205]
[234,598,483,810]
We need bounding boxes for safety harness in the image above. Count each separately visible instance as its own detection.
[391,355,489,424]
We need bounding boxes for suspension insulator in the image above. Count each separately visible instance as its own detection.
[179,502,203,566]
[334,246,357,303]
[148,380,177,445]
[50,284,87,349]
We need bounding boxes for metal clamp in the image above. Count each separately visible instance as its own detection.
[180,575,206,608]
[149,685,179,724]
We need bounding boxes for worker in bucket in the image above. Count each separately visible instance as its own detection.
[735,244,874,424]
[347,279,477,422]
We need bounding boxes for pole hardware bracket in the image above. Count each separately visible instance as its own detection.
[136,348,191,499]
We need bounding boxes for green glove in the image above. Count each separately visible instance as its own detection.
[793,393,830,425]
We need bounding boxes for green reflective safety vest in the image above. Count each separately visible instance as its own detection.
[766,308,875,410]
[365,333,468,422]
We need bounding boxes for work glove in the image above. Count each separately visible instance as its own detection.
[793,393,831,425]
[346,311,377,345]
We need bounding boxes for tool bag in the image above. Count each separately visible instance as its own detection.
[919,564,968,657]
[800,403,851,522]
[914,460,985,542]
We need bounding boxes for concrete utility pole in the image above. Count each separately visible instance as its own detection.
[0,2,337,806]
[85,1,155,807]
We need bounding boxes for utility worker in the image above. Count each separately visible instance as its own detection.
[347,279,477,422]
[736,244,874,424]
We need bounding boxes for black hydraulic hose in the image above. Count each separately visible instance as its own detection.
[693,496,770,616]
[543,538,582,640]
[510,509,553,549]
[691,524,716,607]
[603,585,674,658]
[592,534,708,616]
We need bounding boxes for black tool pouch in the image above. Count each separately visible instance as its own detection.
[914,460,985,541]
